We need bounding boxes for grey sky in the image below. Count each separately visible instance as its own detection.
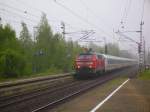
[0,0,150,54]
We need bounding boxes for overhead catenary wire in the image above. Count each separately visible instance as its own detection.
[79,0,118,42]
[0,10,61,34]
[141,0,146,21]
[118,0,132,30]
[117,0,146,52]
[0,2,40,19]
[0,2,62,25]
[79,0,114,32]
[14,0,44,14]
[14,0,63,23]
[2,18,35,28]
[54,0,113,38]
[79,0,122,44]
[116,0,134,48]
[1,16,61,31]
[0,2,64,32]
[121,0,132,24]
[0,8,39,23]
[1,0,93,37]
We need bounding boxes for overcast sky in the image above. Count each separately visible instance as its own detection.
[0,0,150,55]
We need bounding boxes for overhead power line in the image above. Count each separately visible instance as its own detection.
[141,0,146,21]
[15,0,62,23]
[0,8,39,23]
[3,0,84,32]
[0,2,40,18]
[54,0,113,38]
[1,18,35,27]
[116,31,139,44]
[5,0,91,33]
[80,0,114,31]
[0,2,61,24]
[119,0,132,30]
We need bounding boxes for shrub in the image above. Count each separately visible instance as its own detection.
[45,66,63,75]
[0,49,26,77]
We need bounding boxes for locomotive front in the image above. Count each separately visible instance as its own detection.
[75,53,97,75]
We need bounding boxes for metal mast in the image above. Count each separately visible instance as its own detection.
[139,21,144,70]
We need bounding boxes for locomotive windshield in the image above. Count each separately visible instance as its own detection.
[78,53,93,59]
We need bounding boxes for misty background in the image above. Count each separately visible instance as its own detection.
[0,0,150,56]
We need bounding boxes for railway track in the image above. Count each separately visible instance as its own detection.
[0,73,72,89]
[0,67,137,112]
[0,73,73,99]
[0,73,73,109]
[32,66,137,112]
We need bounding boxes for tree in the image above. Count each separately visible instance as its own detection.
[34,13,53,72]
[34,13,82,73]
[0,49,25,77]
[0,24,26,77]
[19,22,33,49]
[0,24,18,51]
[19,22,33,74]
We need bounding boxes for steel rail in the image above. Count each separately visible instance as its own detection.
[0,78,77,108]
[31,73,122,112]
[0,73,73,89]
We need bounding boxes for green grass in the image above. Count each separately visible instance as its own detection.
[139,70,150,80]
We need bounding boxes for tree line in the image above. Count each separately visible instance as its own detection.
[0,13,134,78]
[0,13,82,78]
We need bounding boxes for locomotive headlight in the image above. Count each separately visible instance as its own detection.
[77,65,80,68]
[89,65,92,68]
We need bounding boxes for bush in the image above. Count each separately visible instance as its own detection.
[45,66,63,75]
[0,49,26,77]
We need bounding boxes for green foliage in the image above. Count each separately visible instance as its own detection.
[0,13,134,80]
[0,14,82,79]
[0,24,18,51]
[33,13,53,72]
[19,22,33,49]
[45,67,63,74]
[33,13,82,73]
[19,22,33,74]
[0,24,28,78]
[0,49,26,77]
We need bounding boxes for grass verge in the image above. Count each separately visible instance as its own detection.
[0,68,73,83]
[139,70,150,80]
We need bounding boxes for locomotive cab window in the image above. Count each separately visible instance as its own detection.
[78,54,93,59]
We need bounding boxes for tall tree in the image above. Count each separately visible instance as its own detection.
[0,24,18,51]
[19,22,32,49]
[19,22,33,74]
[0,24,26,77]
[35,13,53,72]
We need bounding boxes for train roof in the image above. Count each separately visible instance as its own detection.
[79,52,136,62]
[102,54,136,61]
[91,52,136,61]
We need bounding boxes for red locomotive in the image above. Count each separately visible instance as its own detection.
[74,52,105,76]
